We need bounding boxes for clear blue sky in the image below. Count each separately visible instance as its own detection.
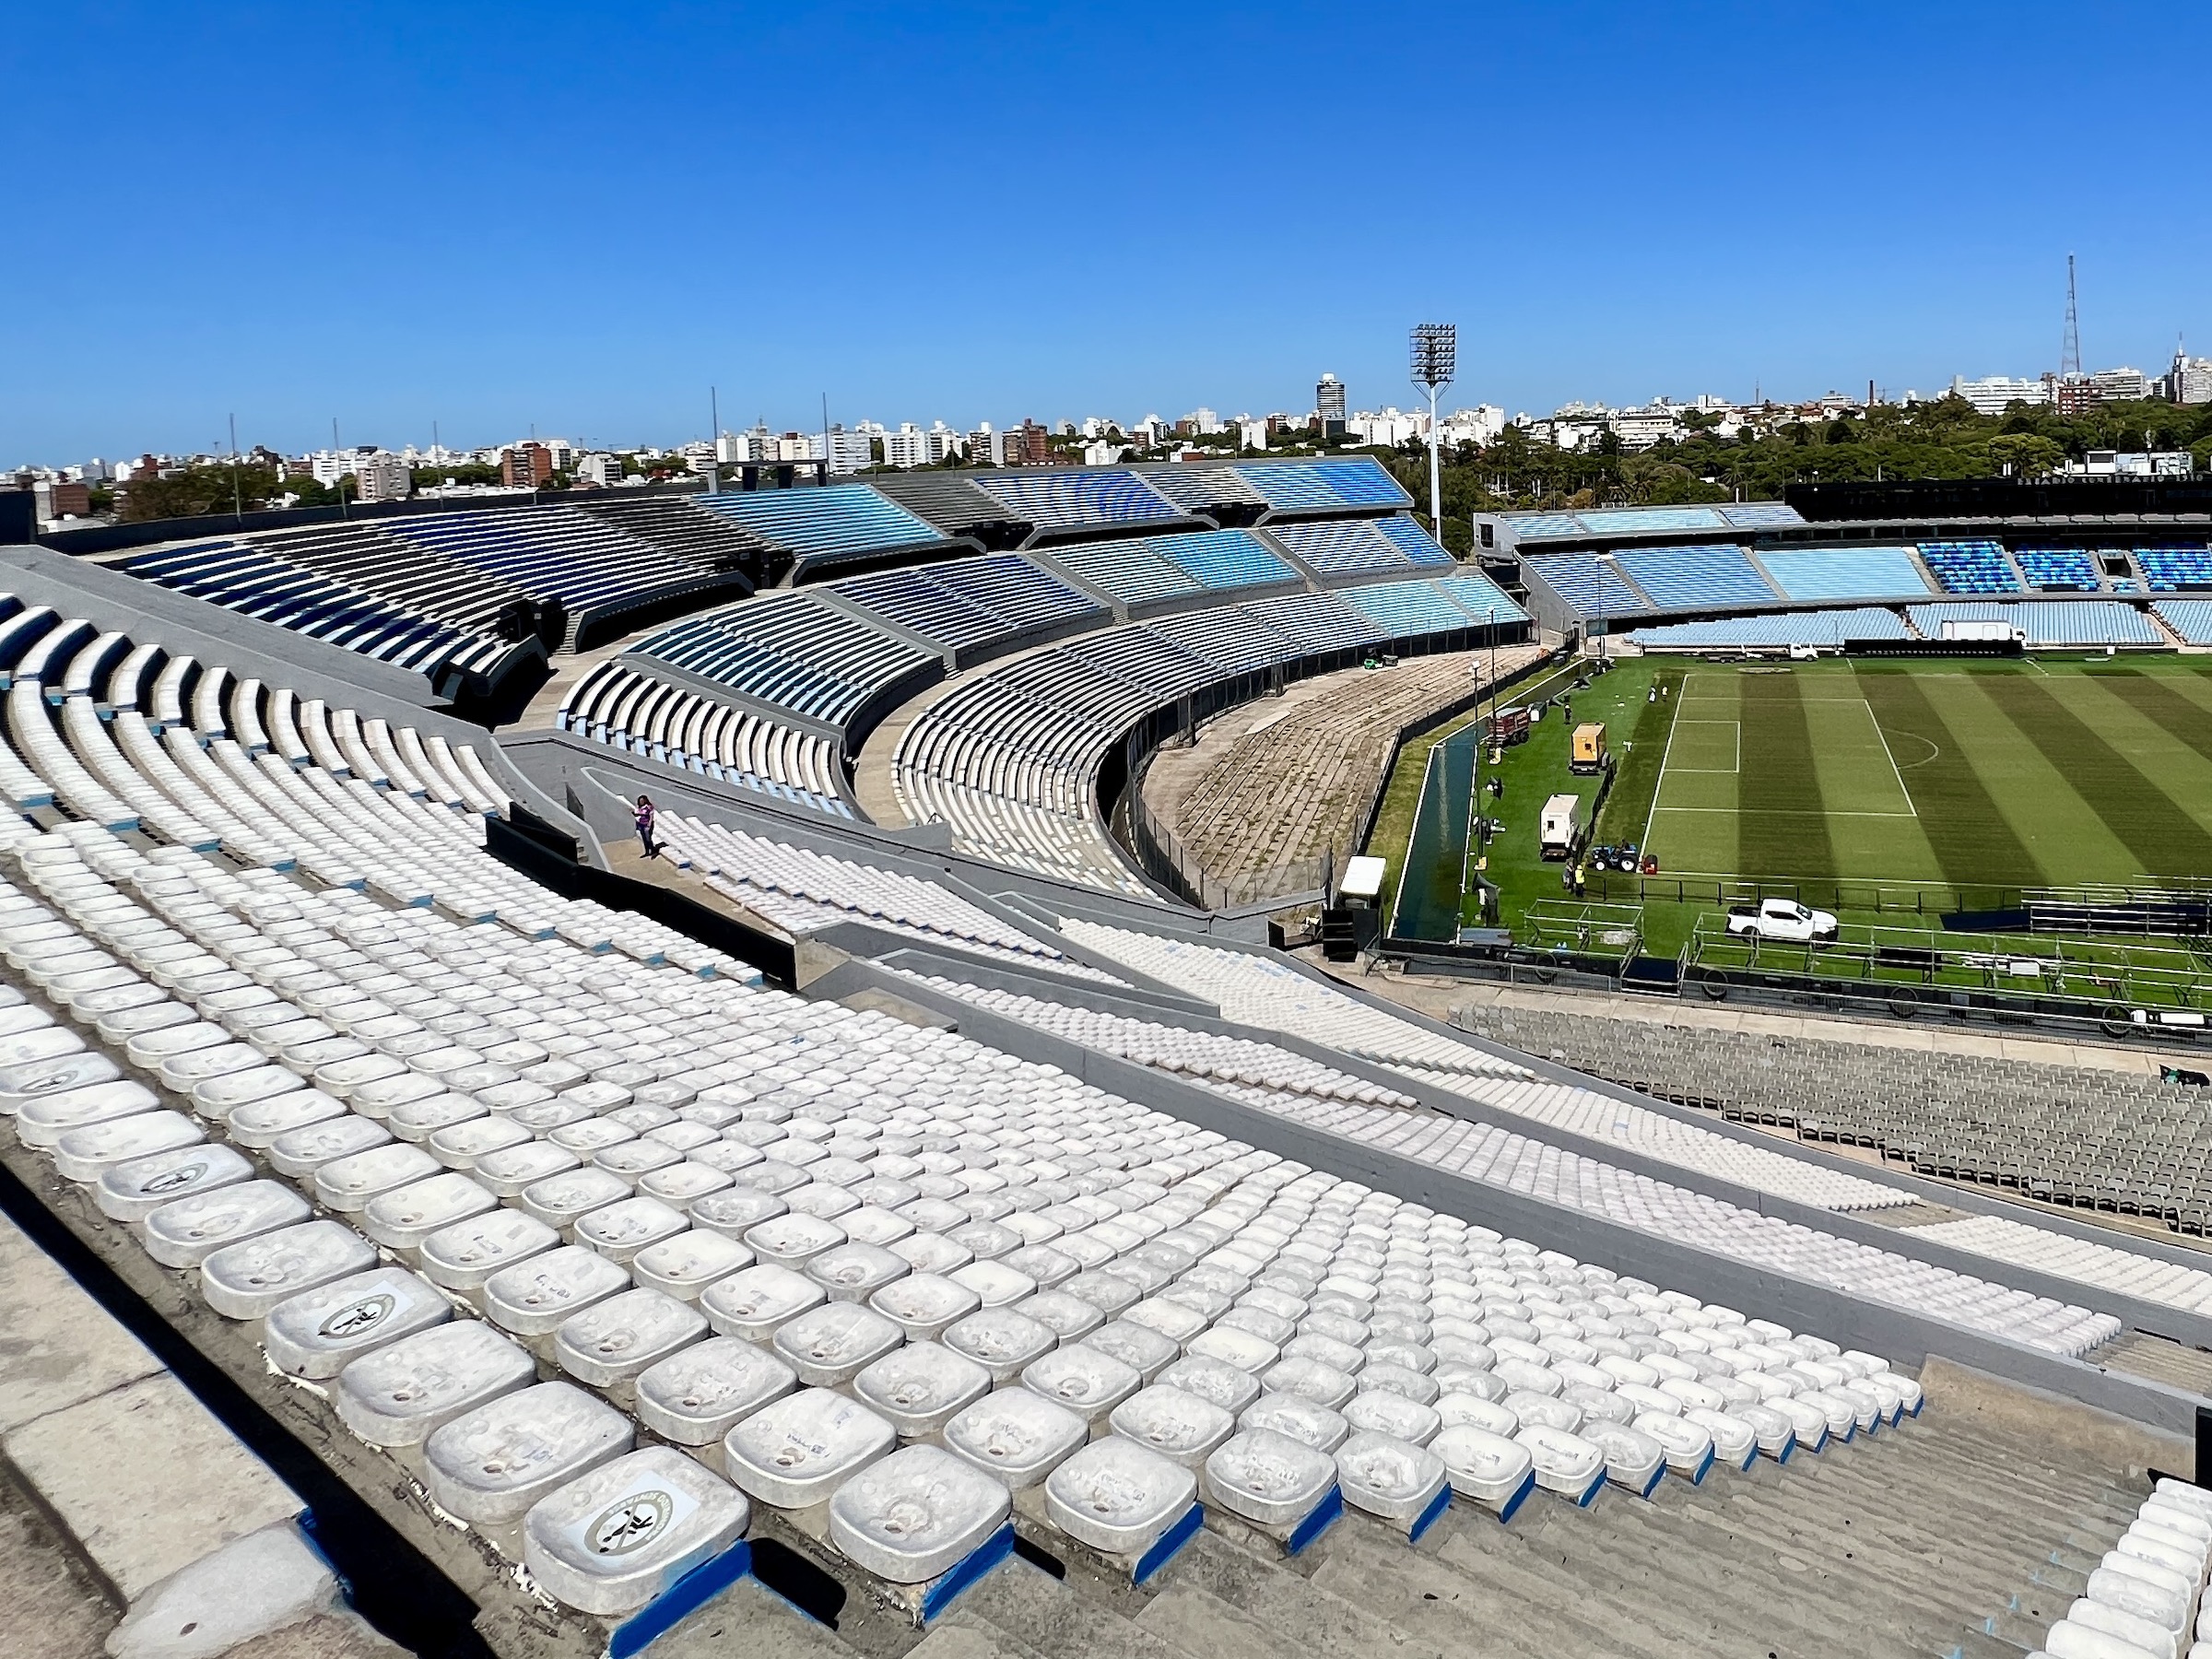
[3,2,2205,463]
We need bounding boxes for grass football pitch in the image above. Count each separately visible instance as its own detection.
[1630,656,2212,892]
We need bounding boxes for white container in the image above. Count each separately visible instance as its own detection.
[724,1387,895,1510]
[1335,1430,1448,1529]
[362,1171,497,1252]
[424,1382,634,1526]
[523,1447,749,1618]
[1517,1424,1606,1505]
[315,1143,441,1213]
[829,1443,1011,1584]
[574,1196,690,1265]
[419,1210,560,1292]
[267,1115,394,1180]
[868,1274,981,1343]
[1020,1346,1142,1429]
[201,1219,378,1319]
[143,1179,312,1268]
[17,1080,161,1147]
[1343,1389,1441,1448]
[700,1265,825,1344]
[1239,1393,1349,1454]
[1156,1354,1263,1417]
[771,1302,904,1387]
[1203,1429,1336,1528]
[482,1246,632,1338]
[631,1230,754,1301]
[941,1388,1088,1489]
[54,1111,205,1182]
[264,1266,454,1379]
[95,1142,253,1223]
[942,1309,1057,1384]
[1044,1436,1195,1556]
[1111,1385,1235,1471]
[556,1288,709,1388]
[806,1241,912,1304]
[853,1343,993,1440]
[337,1318,537,1447]
[1430,1424,1535,1515]
[1260,1358,1356,1412]
[1583,1422,1666,1497]
[634,1336,797,1446]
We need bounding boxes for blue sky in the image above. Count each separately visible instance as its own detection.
[3,2,2205,462]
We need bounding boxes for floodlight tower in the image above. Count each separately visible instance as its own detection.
[1409,323,1456,540]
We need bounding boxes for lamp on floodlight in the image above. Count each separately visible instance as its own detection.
[1410,322,1455,543]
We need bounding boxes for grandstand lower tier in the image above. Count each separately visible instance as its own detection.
[1618,597,2210,653]
[6,555,2212,1655]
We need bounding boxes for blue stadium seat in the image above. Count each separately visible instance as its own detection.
[1756,547,1932,602]
[2015,548,2102,592]
[1906,601,2159,647]
[971,471,1179,531]
[2136,547,2212,592]
[1043,539,1203,606]
[1373,517,1456,568]
[1569,507,1728,535]
[1627,607,1907,648]
[1915,540,2021,595]
[831,554,1100,650]
[1342,581,1486,637]
[630,594,938,725]
[694,486,947,563]
[2154,601,2212,643]
[1613,544,1779,610]
[1717,503,1806,529]
[1230,459,1408,512]
[1147,529,1300,592]
[1523,554,1648,617]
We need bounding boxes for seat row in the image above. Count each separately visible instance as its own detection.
[0,684,1929,1627]
[555,663,850,817]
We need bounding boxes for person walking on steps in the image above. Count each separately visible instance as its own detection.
[635,794,659,859]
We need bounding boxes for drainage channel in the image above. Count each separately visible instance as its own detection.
[0,1157,495,1659]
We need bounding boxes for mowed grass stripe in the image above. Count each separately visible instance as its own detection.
[1979,675,2212,879]
[1853,667,2043,887]
[1736,671,1834,876]
[2102,670,2212,768]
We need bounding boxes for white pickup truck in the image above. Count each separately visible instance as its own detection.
[1725,898,1840,942]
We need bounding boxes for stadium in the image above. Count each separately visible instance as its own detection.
[11,455,2212,1659]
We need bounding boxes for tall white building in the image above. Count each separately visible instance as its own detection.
[881,424,930,469]
[354,452,410,503]
[577,453,622,487]
[823,424,874,475]
[2088,366,2152,402]
[2169,347,2212,406]
[1949,374,2053,415]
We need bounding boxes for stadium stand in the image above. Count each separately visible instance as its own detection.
[2153,600,2212,644]
[828,552,1103,654]
[1229,458,1409,513]
[568,491,773,573]
[1450,997,2212,1256]
[374,506,745,648]
[1046,530,1288,606]
[1627,607,1909,649]
[1915,539,2022,594]
[628,593,940,727]
[2017,547,2106,592]
[6,572,2211,1655]
[866,473,1034,546]
[2136,547,2212,591]
[1755,547,1934,602]
[1060,923,2122,1354]
[892,584,1525,892]
[1138,465,1272,519]
[651,813,1122,982]
[1520,553,1650,617]
[121,539,537,696]
[1373,516,1457,568]
[693,484,955,574]
[972,469,1182,534]
[1145,641,1536,904]
[247,521,543,637]
[1431,571,1531,623]
[1611,544,1781,610]
[1494,503,1806,542]
[1905,600,2162,647]
[554,661,851,814]
[1266,516,1441,578]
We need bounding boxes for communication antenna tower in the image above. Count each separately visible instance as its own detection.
[2061,253,2083,379]
[1408,323,1456,539]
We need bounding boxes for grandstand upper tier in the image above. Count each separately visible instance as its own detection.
[3,504,2207,1659]
[1493,497,2212,641]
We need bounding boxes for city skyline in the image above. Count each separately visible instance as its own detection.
[2,2,2206,462]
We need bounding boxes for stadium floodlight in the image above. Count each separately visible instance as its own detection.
[1409,323,1456,542]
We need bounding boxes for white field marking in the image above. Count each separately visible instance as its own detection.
[1861,695,1921,819]
[1666,720,1741,774]
[1641,676,1693,852]
[1650,805,1920,818]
